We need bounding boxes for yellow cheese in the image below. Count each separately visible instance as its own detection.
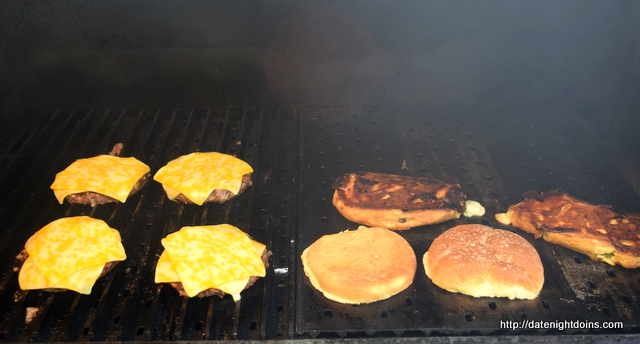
[154,224,266,299]
[51,155,150,203]
[19,216,126,294]
[153,152,253,205]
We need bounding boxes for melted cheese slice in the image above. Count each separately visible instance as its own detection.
[51,155,150,203]
[154,224,266,299]
[19,216,126,294]
[153,152,253,205]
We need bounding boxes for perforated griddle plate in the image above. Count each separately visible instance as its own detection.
[293,105,640,338]
[0,106,639,342]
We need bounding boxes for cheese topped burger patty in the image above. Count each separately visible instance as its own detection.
[18,216,127,294]
[153,152,253,205]
[154,224,267,300]
[50,143,151,206]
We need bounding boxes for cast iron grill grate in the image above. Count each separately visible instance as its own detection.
[0,107,297,341]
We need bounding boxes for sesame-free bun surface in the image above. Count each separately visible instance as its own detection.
[423,224,544,300]
[301,226,417,304]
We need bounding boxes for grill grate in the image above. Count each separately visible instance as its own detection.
[292,105,640,338]
[0,105,639,342]
[0,107,296,341]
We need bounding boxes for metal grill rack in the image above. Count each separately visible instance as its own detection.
[0,105,639,342]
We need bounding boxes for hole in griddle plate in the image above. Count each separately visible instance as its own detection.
[83,327,90,336]
[488,301,497,310]
[114,315,121,324]
[324,310,333,319]
[587,280,597,289]
[250,322,257,330]
[602,307,611,316]
[623,295,632,304]
[277,305,284,313]
[405,297,413,306]
[542,300,550,309]
[379,310,388,318]
[194,321,203,331]
[574,256,583,264]
[606,269,616,278]
[137,327,145,336]
[464,313,473,322]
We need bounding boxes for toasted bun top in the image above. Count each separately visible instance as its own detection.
[423,224,544,300]
[301,226,417,304]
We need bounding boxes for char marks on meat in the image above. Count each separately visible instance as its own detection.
[333,171,466,213]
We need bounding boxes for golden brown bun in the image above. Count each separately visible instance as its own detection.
[495,190,640,269]
[332,172,467,230]
[423,224,544,300]
[301,226,417,304]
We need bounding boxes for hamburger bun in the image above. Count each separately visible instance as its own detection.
[301,226,417,304]
[332,172,483,230]
[423,224,544,300]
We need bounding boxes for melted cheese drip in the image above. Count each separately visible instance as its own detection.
[19,216,126,294]
[51,155,150,203]
[153,152,253,205]
[154,224,266,299]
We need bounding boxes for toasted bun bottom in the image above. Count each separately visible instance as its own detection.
[496,203,640,269]
[301,226,417,304]
[332,192,461,230]
[423,224,544,300]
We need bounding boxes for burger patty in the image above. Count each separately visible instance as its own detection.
[169,248,270,298]
[173,174,253,204]
[15,250,118,292]
[65,173,150,206]
[63,143,149,207]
